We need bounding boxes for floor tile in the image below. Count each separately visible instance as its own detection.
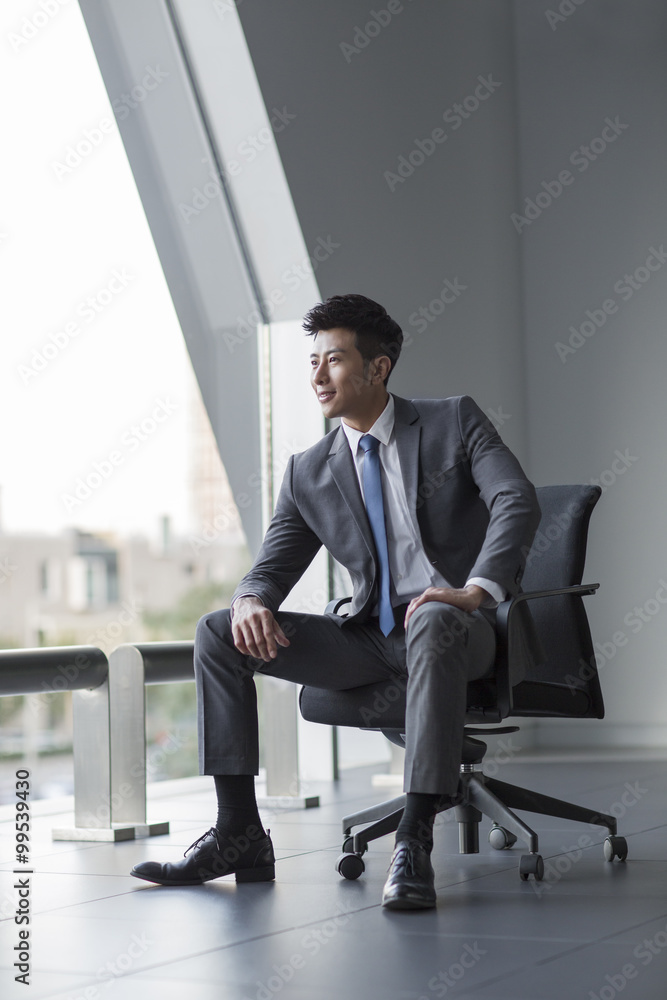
[466,939,667,1000]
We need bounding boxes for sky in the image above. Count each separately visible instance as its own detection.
[0,0,199,543]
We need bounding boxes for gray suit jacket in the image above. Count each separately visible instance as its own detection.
[232,394,542,675]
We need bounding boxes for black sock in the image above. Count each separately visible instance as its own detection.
[395,792,448,849]
[213,775,265,839]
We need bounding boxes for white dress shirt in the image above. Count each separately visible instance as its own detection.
[340,394,505,609]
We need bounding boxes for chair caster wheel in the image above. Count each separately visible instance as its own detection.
[335,853,365,880]
[342,837,367,855]
[489,824,518,850]
[604,835,628,862]
[519,854,544,880]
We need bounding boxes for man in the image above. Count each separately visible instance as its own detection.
[131,293,540,909]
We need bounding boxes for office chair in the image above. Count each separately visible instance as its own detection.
[299,484,628,881]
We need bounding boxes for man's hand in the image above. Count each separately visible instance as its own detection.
[231,597,291,662]
[404,585,488,629]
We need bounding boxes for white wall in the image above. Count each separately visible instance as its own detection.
[514,0,667,746]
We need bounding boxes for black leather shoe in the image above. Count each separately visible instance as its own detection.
[130,827,275,885]
[382,839,436,910]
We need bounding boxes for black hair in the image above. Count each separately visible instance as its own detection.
[302,293,403,385]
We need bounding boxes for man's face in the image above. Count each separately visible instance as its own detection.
[310,328,379,427]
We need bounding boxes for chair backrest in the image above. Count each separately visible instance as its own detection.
[507,483,604,720]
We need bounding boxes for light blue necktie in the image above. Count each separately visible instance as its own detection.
[359,434,395,636]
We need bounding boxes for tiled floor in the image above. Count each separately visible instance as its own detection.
[1,751,666,999]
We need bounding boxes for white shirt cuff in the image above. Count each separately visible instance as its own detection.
[465,577,506,609]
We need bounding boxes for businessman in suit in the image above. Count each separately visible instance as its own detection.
[132,293,540,909]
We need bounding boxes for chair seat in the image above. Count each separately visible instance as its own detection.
[300,682,406,729]
[299,677,593,731]
[299,680,496,730]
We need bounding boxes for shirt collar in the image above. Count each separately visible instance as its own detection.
[341,393,395,454]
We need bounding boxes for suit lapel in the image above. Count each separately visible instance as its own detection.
[392,395,422,539]
[327,429,375,558]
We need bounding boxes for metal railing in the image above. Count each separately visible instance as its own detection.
[0,641,317,842]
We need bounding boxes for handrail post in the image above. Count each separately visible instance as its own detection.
[53,679,130,841]
[260,675,319,808]
[108,644,169,837]
[27,646,138,843]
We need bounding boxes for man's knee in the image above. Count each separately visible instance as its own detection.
[195,609,236,674]
[407,602,473,656]
[196,608,232,645]
[195,608,260,687]
[409,601,472,632]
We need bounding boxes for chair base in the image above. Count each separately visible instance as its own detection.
[340,749,623,879]
[453,772,617,855]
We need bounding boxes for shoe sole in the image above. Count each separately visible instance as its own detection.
[129,864,275,886]
[382,894,436,910]
[235,865,275,883]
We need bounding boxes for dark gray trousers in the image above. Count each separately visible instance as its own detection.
[194,602,495,796]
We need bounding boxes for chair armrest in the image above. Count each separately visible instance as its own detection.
[494,582,600,717]
[499,583,600,607]
[326,597,353,616]
[328,585,598,619]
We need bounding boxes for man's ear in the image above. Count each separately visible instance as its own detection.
[370,355,391,384]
